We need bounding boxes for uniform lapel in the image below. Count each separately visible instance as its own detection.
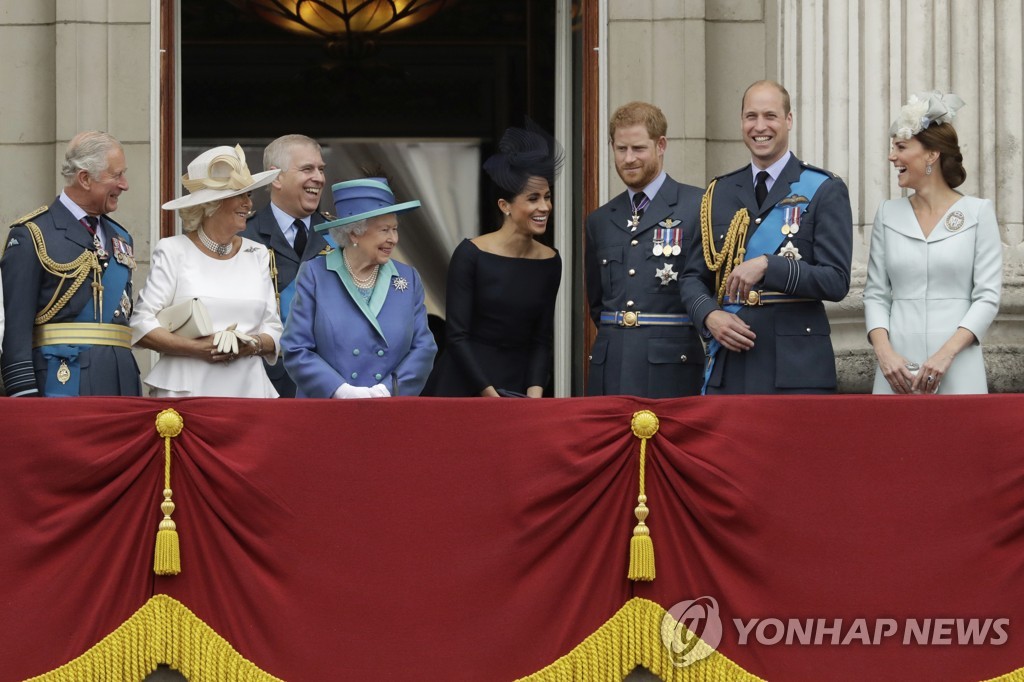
[731,165,760,220]
[49,199,95,250]
[265,206,301,267]
[608,191,635,234]
[762,155,802,211]
[635,179,679,235]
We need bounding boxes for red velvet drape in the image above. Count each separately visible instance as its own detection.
[1,396,1022,681]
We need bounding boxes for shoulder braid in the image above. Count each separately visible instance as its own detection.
[23,221,103,324]
[699,180,751,303]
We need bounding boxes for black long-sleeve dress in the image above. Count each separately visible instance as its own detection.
[426,239,561,396]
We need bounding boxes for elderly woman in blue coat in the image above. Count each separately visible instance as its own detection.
[281,177,437,398]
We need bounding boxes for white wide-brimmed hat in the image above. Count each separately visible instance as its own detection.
[161,144,280,210]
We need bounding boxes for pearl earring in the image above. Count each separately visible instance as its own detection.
[925,163,933,176]
[504,211,510,216]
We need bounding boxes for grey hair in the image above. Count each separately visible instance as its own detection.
[329,219,368,247]
[61,131,122,185]
[263,134,322,173]
[178,200,223,232]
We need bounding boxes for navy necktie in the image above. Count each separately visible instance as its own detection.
[293,219,307,256]
[755,171,769,207]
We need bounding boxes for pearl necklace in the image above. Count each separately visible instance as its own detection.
[198,226,233,256]
[343,248,379,289]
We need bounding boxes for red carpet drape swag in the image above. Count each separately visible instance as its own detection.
[1,396,1023,681]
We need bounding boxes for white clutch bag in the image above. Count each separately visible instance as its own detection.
[156,298,213,339]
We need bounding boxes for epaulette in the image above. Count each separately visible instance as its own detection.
[11,205,48,228]
[712,166,749,182]
[316,246,334,257]
[318,209,336,221]
[799,161,838,179]
[245,209,258,220]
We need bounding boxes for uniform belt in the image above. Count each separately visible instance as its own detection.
[723,291,816,306]
[33,322,132,349]
[599,311,691,327]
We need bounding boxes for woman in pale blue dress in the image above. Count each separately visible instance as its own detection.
[864,92,1002,394]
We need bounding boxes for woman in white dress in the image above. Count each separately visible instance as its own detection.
[864,92,1002,394]
[131,145,284,397]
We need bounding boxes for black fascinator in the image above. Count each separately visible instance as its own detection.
[482,119,565,196]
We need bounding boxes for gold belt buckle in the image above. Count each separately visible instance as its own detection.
[746,290,762,306]
[621,311,638,327]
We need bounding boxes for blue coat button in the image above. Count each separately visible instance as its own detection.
[377,350,385,356]
[352,349,360,356]
[375,373,382,381]
[351,372,358,379]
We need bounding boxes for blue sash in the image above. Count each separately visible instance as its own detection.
[279,279,297,322]
[702,168,829,393]
[41,220,133,397]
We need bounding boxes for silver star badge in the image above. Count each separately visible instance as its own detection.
[655,262,678,286]
[779,241,802,260]
[392,276,409,292]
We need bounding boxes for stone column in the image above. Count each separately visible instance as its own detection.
[777,0,1024,391]
[605,0,708,191]
[0,3,58,228]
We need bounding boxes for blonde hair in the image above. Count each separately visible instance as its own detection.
[178,200,223,231]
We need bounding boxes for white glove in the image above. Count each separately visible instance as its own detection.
[368,383,391,398]
[333,383,374,399]
[213,324,256,355]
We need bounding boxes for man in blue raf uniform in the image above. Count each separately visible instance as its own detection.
[680,80,853,394]
[1,131,141,396]
[241,134,332,397]
[585,101,705,397]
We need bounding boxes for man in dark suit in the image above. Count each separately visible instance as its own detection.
[1,131,141,396]
[584,101,705,397]
[242,134,331,397]
[680,80,853,394]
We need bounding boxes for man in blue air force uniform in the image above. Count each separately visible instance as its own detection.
[241,134,333,397]
[1,131,141,397]
[585,101,705,397]
[680,80,853,394]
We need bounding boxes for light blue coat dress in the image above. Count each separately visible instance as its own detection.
[864,195,1002,394]
[282,250,437,398]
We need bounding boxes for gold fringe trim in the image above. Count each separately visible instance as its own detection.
[629,411,659,581]
[154,409,184,576]
[983,667,1024,681]
[26,594,282,682]
[517,597,764,682]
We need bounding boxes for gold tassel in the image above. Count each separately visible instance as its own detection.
[628,410,660,581]
[154,409,184,576]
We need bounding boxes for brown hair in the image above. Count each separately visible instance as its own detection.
[915,122,967,189]
[742,80,791,116]
[608,101,667,142]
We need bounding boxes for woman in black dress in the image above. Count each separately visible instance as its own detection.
[427,125,562,397]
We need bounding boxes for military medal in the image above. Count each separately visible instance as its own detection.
[945,210,965,232]
[655,262,678,286]
[111,237,136,269]
[781,207,792,235]
[392,276,409,292]
[628,192,651,231]
[57,360,71,385]
[779,241,802,260]
[652,228,665,256]
[92,235,110,266]
[790,206,801,235]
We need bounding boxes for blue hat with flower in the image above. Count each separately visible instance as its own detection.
[315,177,421,232]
